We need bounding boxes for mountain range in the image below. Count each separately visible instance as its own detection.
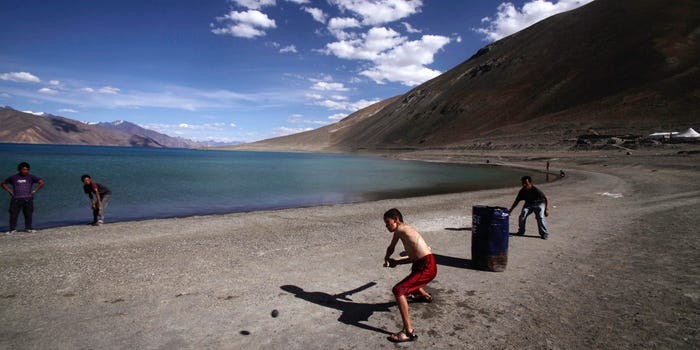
[0,106,231,148]
[233,0,699,152]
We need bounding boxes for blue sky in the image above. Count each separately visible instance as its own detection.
[0,0,592,143]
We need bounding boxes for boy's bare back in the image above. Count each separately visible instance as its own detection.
[394,223,431,261]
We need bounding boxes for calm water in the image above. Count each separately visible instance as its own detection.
[0,143,524,230]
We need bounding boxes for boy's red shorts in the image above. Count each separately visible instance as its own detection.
[392,254,437,297]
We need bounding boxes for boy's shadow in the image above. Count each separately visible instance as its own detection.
[280,282,394,335]
[508,232,540,239]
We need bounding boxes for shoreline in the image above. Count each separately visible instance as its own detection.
[2,152,542,232]
[0,147,698,349]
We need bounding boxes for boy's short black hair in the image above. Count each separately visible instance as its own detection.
[521,175,532,182]
[81,174,92,181]
[383,208,403,222]
[17,162,30,171]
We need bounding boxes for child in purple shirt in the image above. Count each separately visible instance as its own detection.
[2,162,45,234]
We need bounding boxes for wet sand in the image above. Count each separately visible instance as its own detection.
[1,147,698,349]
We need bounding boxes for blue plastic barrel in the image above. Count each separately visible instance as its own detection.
[471,205,509,271]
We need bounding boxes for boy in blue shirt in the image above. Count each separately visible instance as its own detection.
[2,162,45,234]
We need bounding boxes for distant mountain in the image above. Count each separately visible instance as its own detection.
[198,140,246,148]
[0,106,201,148]
[97,120,204,148]
[235,0,699,152]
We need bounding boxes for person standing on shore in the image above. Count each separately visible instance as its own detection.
[382,208,437,343]
[81,175,111,226]
[2,162,45,234]
[507,175,550,239]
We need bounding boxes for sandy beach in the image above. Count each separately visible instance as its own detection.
[1,147,698,349]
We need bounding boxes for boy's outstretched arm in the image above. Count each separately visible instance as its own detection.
[384,233,400,265]
[508,198,520,213]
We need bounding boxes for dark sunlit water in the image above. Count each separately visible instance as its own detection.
[0,143,525,229]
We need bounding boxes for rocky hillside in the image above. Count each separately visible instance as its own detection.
[0,107,201,148]
[235,0,699,152]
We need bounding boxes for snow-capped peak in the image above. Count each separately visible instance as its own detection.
[23,110,47,116]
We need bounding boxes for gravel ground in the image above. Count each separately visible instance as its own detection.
[0,148,698,349]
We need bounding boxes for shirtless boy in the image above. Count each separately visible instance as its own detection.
[383,208,437,343]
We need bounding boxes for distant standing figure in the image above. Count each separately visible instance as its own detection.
[383,208,437,343]
[2,162,45,234]
[81,175,112,226]
[507,175,550,239]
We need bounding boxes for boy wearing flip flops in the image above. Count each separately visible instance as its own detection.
[383,208,437,343]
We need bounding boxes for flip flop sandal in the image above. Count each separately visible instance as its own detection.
[408,294,433,303]
[388,329,418,343]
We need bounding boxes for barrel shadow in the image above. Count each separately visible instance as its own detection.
[433,253,480,271]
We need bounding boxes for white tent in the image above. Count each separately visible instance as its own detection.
[648,131,678,139]
[676,128,700,139]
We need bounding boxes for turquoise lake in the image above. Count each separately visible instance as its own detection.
[0,143,525,230]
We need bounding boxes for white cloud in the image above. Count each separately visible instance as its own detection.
[0,71,41,83]
[145,121,237,133]
[324,28,451,86]
[327,17,361,39]
[280,45,298,53]
[38,87,59,94]
[314,98,379,112]
[233,0,276,10]
[328,113,347,121]
[7,81,302,114]
[139,121,241,142]
[287,114,329,125]
[328,17,361,29]
[98,86,120,94]
[330,95,348,101]
[324,27,405,60]
[476,0,594,41]
[329,0,423,26]
[286,0,309,3]
[402,22,421,33]
[305,93,323,100]
[361,64,441,86]
[58,108,78,113]
[49,80,61,86]
[311,81,349,91]
[0,92,10,98]
[303,7,327,23]
[213,10,277,38]
[272,126,314,136]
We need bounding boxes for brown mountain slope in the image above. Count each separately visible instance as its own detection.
[0,107,163,147]
[238,0,699,152]
[233,96,402,152]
